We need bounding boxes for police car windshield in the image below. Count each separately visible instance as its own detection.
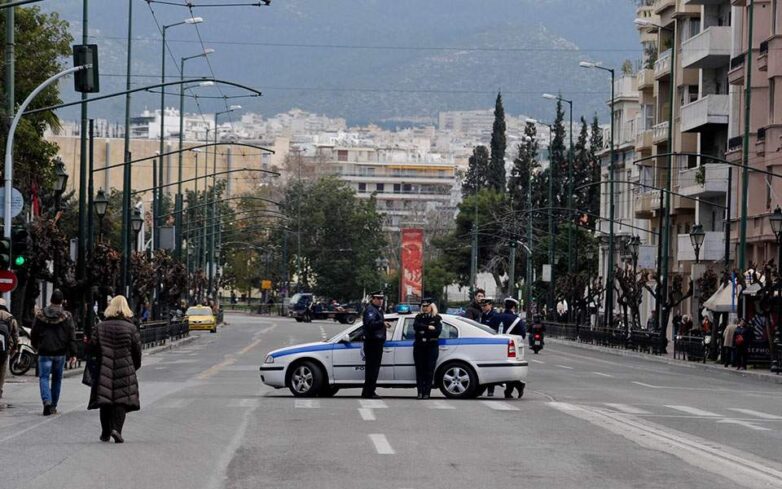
[458,317,500,335]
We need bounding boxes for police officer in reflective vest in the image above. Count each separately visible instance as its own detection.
[362,291,388,399]
[413,297,442,399]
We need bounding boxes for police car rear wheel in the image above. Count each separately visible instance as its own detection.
[287,361,323,397]
[438,362,478,399]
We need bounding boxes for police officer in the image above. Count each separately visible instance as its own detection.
[361,291,388,399]
[479,298,501,397]
[413,298,442,400]
[497,298,526,399]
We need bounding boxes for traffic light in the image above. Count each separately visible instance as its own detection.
[73,44,100,93]
[11,226,28,270]
[0,238,10,270]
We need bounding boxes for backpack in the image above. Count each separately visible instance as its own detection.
[0,316,11,353]
[734,333,745,347]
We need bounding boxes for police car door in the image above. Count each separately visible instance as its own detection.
[332,320,396,384]
[392,318,417,383]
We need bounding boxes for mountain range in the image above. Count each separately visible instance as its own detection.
[43,0,641,126]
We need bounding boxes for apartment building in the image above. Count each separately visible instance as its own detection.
[727,0,781,266]
[314,145,458,232]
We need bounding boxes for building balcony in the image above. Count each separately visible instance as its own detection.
[635,190,661,219]
[636,129,654,151]
[677,231,725,262]
[758,40,768,72]
[653,121,669,144]
[637,69,655,90]
[619,119,637,147]
[672,192,696,212]
[614,76,638,100]
[655,49,672,80]
[680,94,729,133]
[684,0,732,5]
[681,26,731,69]
[653,0,675,14]
[366,191,452,201]
[677,164,729,198]
[728,53,745,85]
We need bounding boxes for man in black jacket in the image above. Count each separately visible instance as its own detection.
[463,288,485,322]
[31,290,77,416]
[361,291,389,399]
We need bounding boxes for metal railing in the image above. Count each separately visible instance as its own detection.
[137,319,189,349]
[543,321,668,355]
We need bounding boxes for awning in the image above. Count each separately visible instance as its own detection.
[703,282,740,312]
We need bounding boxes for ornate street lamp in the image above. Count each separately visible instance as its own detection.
[53,157,69,194]
[131,207,144,251]
[94,189,109,241]
[689,224,706,264]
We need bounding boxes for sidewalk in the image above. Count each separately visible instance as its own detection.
[546,337,782,385]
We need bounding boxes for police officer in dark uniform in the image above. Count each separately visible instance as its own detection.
[413,297,442,400]
[361,291,388,399]
[497,298,526,399]
[479,298,502,397]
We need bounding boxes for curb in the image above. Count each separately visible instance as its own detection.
[61,335,199,379]
[546,337,782,385]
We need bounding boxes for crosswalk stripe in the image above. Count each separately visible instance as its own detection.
[665,405,721,417]
[480,400,519,411]
[369,434,395,455]
[358,408,376,421]
[718,419,771,431]
[604,403,651,415]
[427,400,455,410]
[727,408,782,420]
[359,399,388,409]
[294,399,320,409]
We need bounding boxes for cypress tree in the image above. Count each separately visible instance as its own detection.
[549,98,567,211]
[488,92,507,192]
[573,117,590,217]
[508,121,540,203]
[587,115,604,229]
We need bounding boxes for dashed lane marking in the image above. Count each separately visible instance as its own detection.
[359,399,388,409]
[727,408,782,420]
[604,403,651,415]
[427,400,455,410]
[228,398,261,408]
[717,419,772,431]
[294,399,320,409]
[592,372,614,378]
[358,408,376,421]
[369,434,395,455]
[665,405,721,417]
[632,381,664,389]
[556,364,574,370]
[480,400,519,411]
[529,359,545,364]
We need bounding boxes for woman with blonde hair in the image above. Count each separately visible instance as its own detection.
[412,298,442,399]
[87,295,142,443]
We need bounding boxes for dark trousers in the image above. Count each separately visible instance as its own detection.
[99,405,127,437]
[735,346,748,370]
[413,343,439,397]
[362,341,384,397]
[722,346,734,366]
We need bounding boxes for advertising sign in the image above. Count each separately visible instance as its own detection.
[400,228,424,303]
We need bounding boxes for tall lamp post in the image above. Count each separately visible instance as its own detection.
[579,61,616,329]
[770,207,782,373]
[94,189,109,242]
[131,207,144,252]
[689,224,705,265]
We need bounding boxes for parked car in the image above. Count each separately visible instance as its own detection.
[288,293,359,324]
[186,306,217,333]
[259,314,528,399]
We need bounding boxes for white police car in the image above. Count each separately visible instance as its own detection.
[259,314,528,399]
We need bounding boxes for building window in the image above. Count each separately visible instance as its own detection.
[393,184,401,193]
[376,183,384,192]
[770,78,776,124]
[337,150,348,162]
[358,183,366,193]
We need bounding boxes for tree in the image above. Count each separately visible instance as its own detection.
[279,177,386,300]
[573,117,591,221]
[586,115,604,229]
[488,92,507,192]
[507,122,540,204]
[462,145,490,197]
[549,98,567,212]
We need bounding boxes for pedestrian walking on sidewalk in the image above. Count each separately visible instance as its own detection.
[87,295,142,443]
[413,298,442,399]
[733,319,752,371]
[721,319,738,367]
[31,290,77,416]
[0,298,20,400]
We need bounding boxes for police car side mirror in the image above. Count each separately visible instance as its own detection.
[339,334,350,343]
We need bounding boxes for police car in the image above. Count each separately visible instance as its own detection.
[259,314,528,399]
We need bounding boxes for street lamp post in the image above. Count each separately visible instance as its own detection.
[770,207,782,373]
[94,189,109,242]
[689,224,706,265]
[131,207,144,251]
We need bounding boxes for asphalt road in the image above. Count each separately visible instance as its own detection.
[2,313,782,489]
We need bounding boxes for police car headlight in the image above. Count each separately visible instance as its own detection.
[265,355,274,364]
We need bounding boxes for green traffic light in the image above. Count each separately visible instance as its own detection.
[14,256,25,267]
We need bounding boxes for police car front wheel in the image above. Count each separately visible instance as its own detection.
[438,362,478,399]
[287,360,324,397]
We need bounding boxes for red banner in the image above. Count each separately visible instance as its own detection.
[400,228,424,303]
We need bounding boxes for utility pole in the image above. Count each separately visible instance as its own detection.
[738,1,754,272]
[77,0,89,287]
[526,162,534,321]
[469,197,478,296]
[120,0,134,297]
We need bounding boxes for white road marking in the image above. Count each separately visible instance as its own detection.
[604,403,651,415]
[592,372,613,378]
[556,364,574,370]
[227,398,261,408]
[358,408,376,421]
[360,399,388,409]
[369,434,395,454]
[480,400,519,411]
[727,408,782,420]
[319,325,327,340]
[427,400,455,410]
[717,419,771,431]
[529,359,545,364]
[665,405,721,417]
[294,399,320,409]
[632,381,664,389]
[158,398,193,409]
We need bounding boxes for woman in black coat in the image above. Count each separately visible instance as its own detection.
[87,295,142,443]
[413,298,442,399]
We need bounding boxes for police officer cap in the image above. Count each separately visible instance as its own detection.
[504,297,519,306]
[370,291,385,299]
[420,297,434,306]
[480,297,494,305]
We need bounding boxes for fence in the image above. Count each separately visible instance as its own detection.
[138,319,189,350]
[544,321,668,355]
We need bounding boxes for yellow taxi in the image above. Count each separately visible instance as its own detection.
[186,306,217,333]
